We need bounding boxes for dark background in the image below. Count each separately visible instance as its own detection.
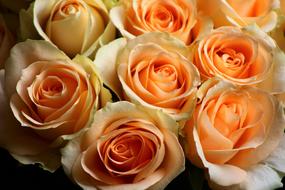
[0,147,205,190]
[0,147,284,190]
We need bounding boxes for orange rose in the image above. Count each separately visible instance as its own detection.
[110,0,197,44]
[94,32,200,120]
[0,40,111,171]
[62,101,184,190]
[197,0,279,32]
[183,78,285,189]
[191,26,277,86]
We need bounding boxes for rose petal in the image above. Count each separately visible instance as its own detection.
[0,69,61,172]
[5,40,68,98]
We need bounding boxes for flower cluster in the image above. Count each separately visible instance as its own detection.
[0,0,285,189]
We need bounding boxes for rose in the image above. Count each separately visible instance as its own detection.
[34,0,116,58]
[0,15,15,69]
[0,39,111,171]
[94,32,200,120]
[62,101,184,190]
[182,78,285,189]
[190,25,285,92]
[110,0,197,45]
[197,0,279,32]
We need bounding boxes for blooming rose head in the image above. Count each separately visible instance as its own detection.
[183,78,285,189]
[197,0,279,32]
[94,32,200,120]
[191,26,276,86]
[0,15,15,69]
[62,101,184,190]
[34,0,116,58]
[0,40,111,170]
[110,0,197,45]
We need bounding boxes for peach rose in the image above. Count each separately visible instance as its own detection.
[94,32,200,120]
[0,40,111,171]
[190,26,285,92]
[183,78,285,189]
[62,101,184,190]
[197,0,279,32]
[0,14,15,69]
[110,0,197,45]
[34,0,116,58]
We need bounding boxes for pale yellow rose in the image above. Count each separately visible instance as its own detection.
[190,25,285,94]
[0,15,15,69]
[0,40,111,171]
[94,32,200,120]
[34,0,116,58]
[197,0,279,32]
[62,101,184,190]
[110,0,198,45]
[183,78,285,189]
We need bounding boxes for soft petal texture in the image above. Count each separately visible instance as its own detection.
[110,0,197,45]
[238,164,283,190]
[197,0,279,32]
[264,135,285,173]
[2,40,111,169]
[34,0,116,58]
[95,32,200,120]
[190,26,282,90]
[0,14,15,69]
[94,38,127,99]
[62,101,184,190]
[0,70,61,172]
[183,79,285,188]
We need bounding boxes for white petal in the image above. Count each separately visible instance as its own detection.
[239,164,283,190]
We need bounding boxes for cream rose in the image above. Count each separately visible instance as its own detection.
[110,0,197,45]
[183,78,285,189]
[62,101,184,190]
[0,15,15,69]
[94,32,200,120]
[0,40,111,171]
[34,0,116,58]
[190,26,285,94]
[197,0,279,32]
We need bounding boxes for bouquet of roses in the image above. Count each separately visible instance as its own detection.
[0,0,285,189]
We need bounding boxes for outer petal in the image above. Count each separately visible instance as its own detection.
[4,39,68,98]
[257,49,285,94]
[109,6,136,39]
[0,70,61,172]
[239,164,283,190]
[264,135,285,173]
[192,127,247,186]
[93,38,127,99]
